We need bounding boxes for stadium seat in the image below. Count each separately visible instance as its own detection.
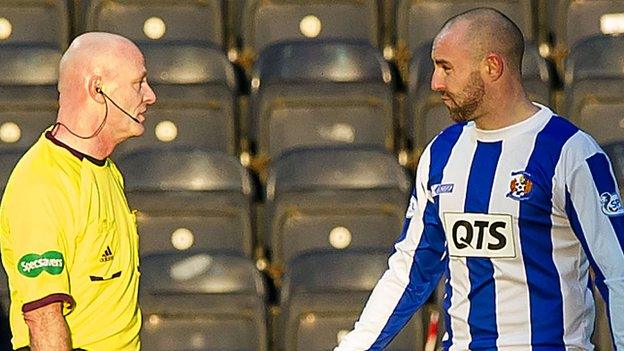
[140,251,268,351]
[250,40,395,160]
[396,0,535,59]
[565,35,624,145]
[0,149,25,198]
[241,0,380,56]
[114,42,239,157]
[0,264,9,349]
[82,0,225,46]
[551,0,624,58]
[0,0,69,50]
[602,141,624,194]
[265,146,411,267]
[279,249,425,351]
[117,148,255,257]
[408,41,551,151]
[0,45,61,152]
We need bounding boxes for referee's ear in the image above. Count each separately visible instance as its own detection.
[88,76,105,104]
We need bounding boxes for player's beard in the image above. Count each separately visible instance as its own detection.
[444,71,485,123]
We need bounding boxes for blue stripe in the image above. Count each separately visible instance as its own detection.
[369,123,466,350]
[520,116,577,349]
[565,189,616,347]
[465,141,502,350]
[586,153,624,252]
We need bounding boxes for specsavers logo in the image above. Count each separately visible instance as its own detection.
[17,251,65,278]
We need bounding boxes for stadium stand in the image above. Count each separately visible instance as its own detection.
[0,0,70,50]
[114,42,239,157]
[241,0,380,58]
[279,249,424,351]
[140,251,268,351]
[0,45,61,153]
[603,141,624,194]
[117,148,255,257]
[82,0,225,47]
[564,34,624,145]
[249,40,395,162]
[408,41,551,151]
[265,146,411,268]
[592,283,614,351]
[0,264,10,350]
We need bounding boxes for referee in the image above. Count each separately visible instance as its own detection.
[0,32,156,350]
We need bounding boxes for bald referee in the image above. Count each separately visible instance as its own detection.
[336,8,624,350]
[0,32,156,350]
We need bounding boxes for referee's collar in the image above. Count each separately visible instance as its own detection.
[45,131,107,167]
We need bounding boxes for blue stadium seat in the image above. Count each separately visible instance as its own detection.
[0,45,61,152]
[0,0,69,50]
[265,146,411,267]
[565,35,624,145]
[396,0,535,57]
[114,42,239,157]
[408,41,551,150]
[241,0,380,55]
[140,251,268,351]
[279,250,425,351]
[250,40,394,160]
[117,148,255,257]
[83,0,224,46]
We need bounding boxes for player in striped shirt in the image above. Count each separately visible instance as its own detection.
[336,8,624,350]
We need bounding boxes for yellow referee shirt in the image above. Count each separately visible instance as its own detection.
[0,130,141,350]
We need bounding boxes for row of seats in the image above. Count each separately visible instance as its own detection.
[5,1,624,58]
[2,36,623,164]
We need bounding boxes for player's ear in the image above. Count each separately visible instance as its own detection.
[88,76,105,103]
[484,53,504,82]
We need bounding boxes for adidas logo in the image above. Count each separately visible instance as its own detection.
[100,246,114,262]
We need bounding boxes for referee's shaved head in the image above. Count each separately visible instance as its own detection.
[436,8,525,74]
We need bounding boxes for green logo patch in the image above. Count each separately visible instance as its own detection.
[17,251,64,278]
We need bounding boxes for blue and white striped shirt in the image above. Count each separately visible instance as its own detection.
[336,104,624,350]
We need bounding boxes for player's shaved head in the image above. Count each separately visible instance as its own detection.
[436,8,525,74]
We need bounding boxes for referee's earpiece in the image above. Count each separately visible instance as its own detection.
[95,86,102,94]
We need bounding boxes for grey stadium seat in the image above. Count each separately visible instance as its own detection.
[565,35,624,145]
[602,141,624,194]
[83,0,224,47]
[551,0,624,57]
[0,149,25,198]
[117,148,255,257]
[396,0,534,58]
[114,42,239,157]
[140,251,268,351]
[0,45,61,152]
[265,147,412,267]
[0,263,9,349]
[408,41,551,151]
[279,250,425,351]
[241,0,380,56]
[250,40,394,160]
[0,0,69,50]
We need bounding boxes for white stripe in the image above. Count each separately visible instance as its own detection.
[490,137,534,349]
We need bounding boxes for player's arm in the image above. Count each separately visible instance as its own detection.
[24,302,71,351]
[335,149,447,351]
[564,141,624,350]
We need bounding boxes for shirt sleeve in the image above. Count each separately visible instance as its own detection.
[563,137,624,350]
[2,173,76,315]
[335,148,448,351]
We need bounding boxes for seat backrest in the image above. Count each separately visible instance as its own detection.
[140,251,267,351]
[84,0,224,46]
[0,0,69,50]
[396,0,534,55]
[552,0,624,55]
[250,40,394,158]
[564,35,624,144]
[241,0,379,54]
[602,141,624,189]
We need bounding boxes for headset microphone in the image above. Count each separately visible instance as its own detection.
[97,88,142,124]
